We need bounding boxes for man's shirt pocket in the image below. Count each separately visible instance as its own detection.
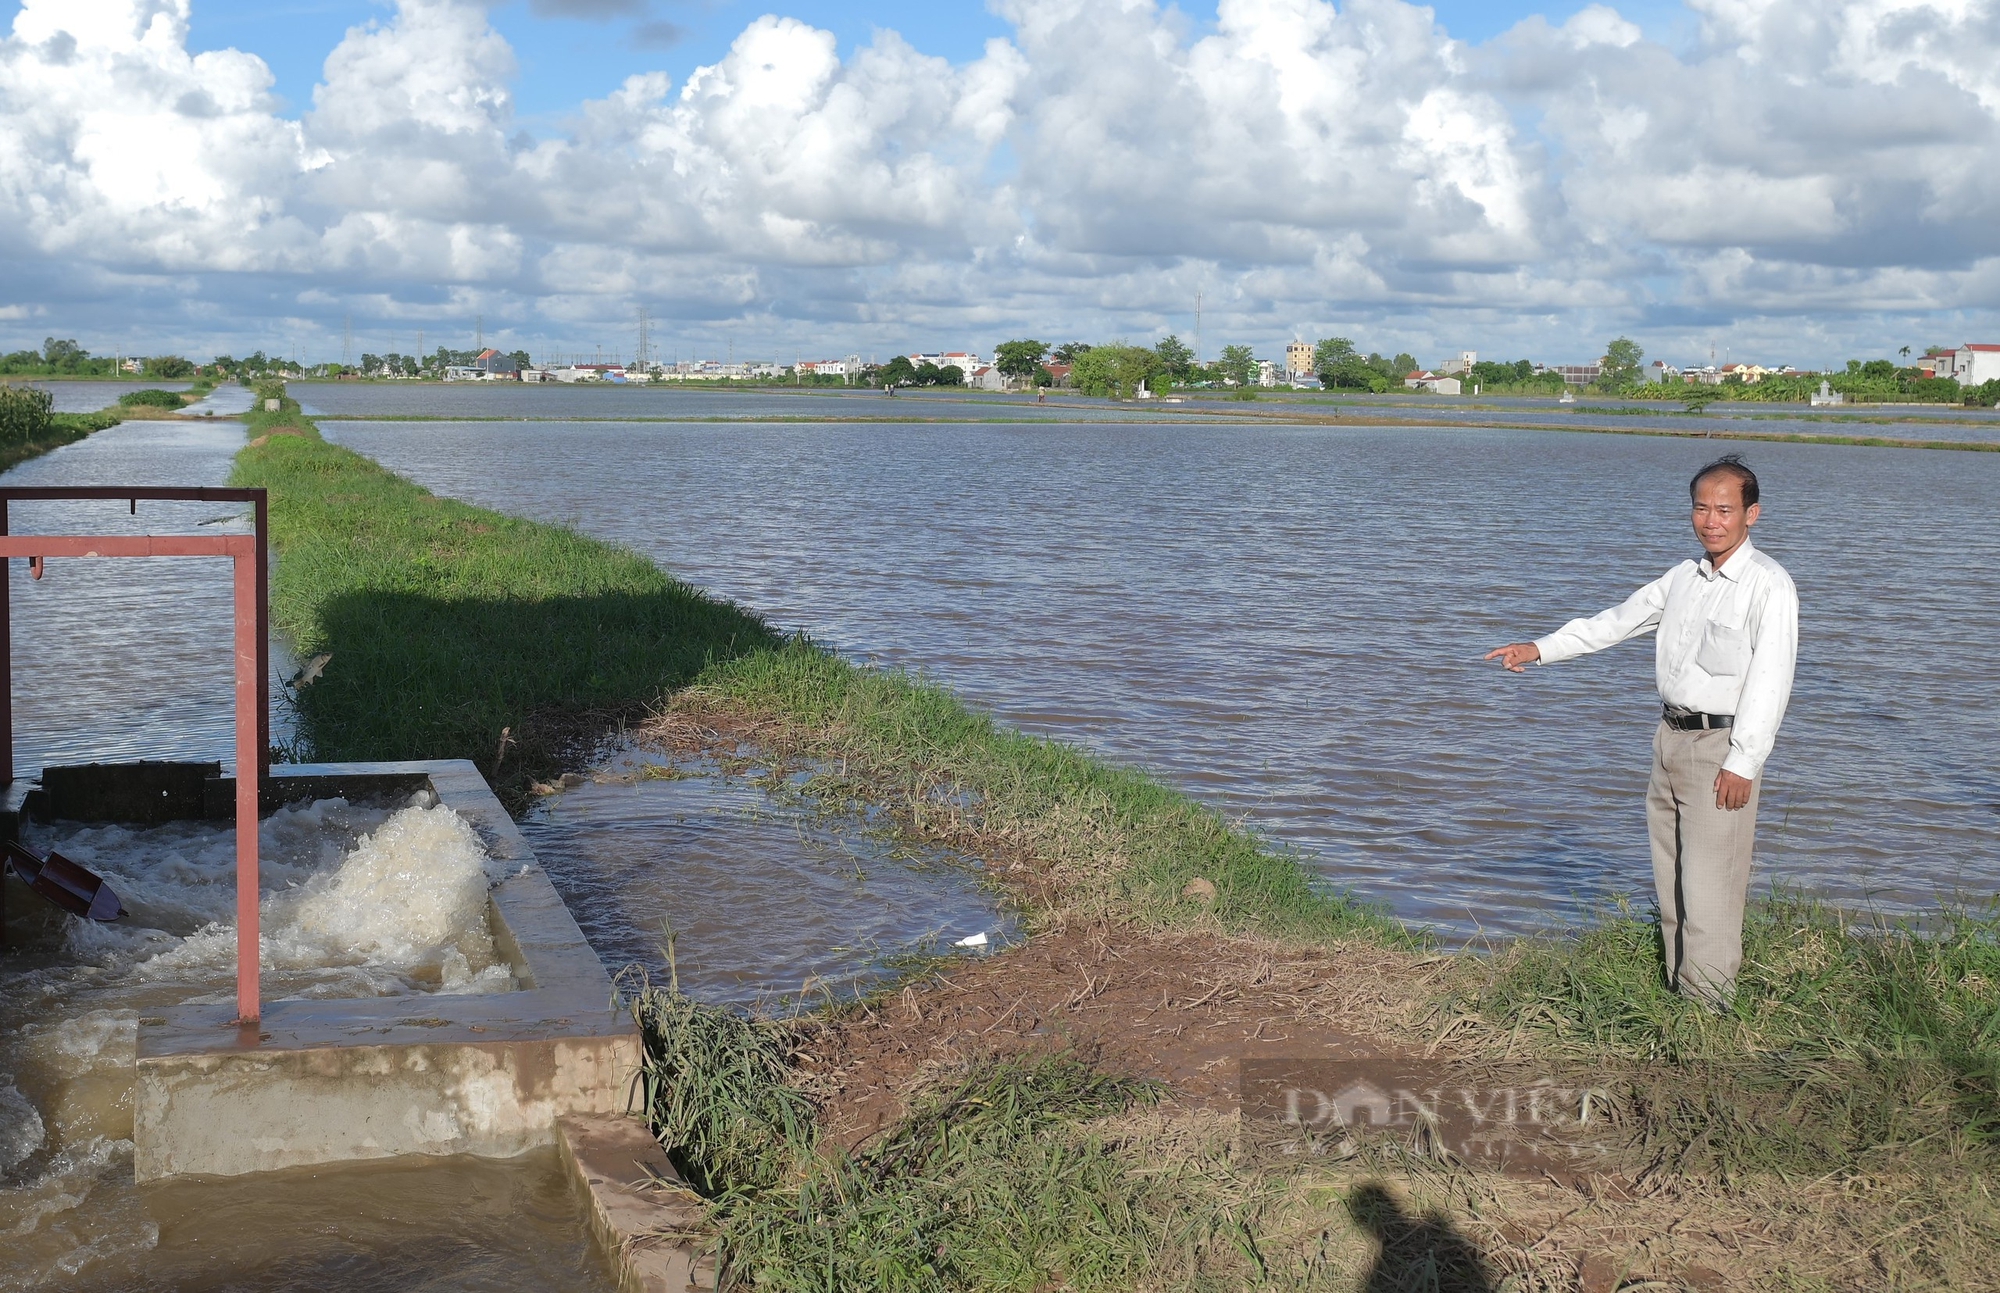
[1694,621,1752,677]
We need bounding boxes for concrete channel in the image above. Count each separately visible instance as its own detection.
[2,756,711,1291]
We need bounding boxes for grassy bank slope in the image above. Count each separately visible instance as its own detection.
[228,396,780,794]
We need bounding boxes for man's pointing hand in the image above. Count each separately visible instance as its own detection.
[1485,642,1541,673]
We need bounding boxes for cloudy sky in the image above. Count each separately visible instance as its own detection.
[2,0,1997,368]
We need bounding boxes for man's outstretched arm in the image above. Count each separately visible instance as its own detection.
[1486,575,1671,672]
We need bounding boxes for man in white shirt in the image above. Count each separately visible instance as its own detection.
[1485,454,1799,1007]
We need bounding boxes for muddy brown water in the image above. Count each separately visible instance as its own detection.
[327,415,2000,936]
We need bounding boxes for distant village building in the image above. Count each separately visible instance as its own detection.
[1404,371,1462,395]
[1285,341,1314,380]
[1810,381,1845,406]
[1257,359,1280,387]
[1436,350,1476,375]
[474,348,520,379]
[1934,343,2000,385]
[1538,363,1602,387]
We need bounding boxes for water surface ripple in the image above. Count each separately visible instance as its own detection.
[326,419,2000,937]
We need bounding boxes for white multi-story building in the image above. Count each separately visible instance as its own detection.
[1257,359,1280,387]
[1437,350,1477,375]
[1935,343,2000,385]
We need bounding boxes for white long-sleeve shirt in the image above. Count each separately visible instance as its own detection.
[1534,539,1798,779]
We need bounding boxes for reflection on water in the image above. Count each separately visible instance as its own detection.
[523,751,1006,1006]
[330,418,2000,936]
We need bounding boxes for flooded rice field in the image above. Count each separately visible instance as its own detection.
[329,417,2000,937]
[6,382,192,414]
[294,380,1174,422]
[289,377,2000,443]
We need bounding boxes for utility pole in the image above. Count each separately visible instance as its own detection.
[342,314,353,369]
[1195,289,1202,368]
[475,313,484,352]
[635,306,652,374]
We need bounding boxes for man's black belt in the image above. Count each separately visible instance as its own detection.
[1663,707,1733,731]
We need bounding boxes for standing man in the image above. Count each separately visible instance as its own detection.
[1485,454,1798,1008]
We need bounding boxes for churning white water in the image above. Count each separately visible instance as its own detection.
[0,797,516,1287]
[135,802,512,996]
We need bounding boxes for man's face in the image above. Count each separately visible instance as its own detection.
[1690,473,1759,560]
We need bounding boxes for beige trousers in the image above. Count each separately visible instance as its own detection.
[1646,722,1761,1006]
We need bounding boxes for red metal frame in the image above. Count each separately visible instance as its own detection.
[0,490,270,1023]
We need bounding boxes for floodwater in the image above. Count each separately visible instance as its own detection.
[293,380,1173,422]
[329,416,2000,936]
[4,382,192,414]
[289,377,2000,443]
[522,750,1007,1006]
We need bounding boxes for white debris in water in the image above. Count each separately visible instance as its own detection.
[0,1082,45,1175]
[143,804,513,996]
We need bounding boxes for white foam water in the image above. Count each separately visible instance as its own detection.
[0,798,516,1285]
[141,803,513,996]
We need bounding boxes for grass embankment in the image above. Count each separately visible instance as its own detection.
[239,388,1999,1289]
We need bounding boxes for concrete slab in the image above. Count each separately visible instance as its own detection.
[556,1115,716,1293]
[131,759,642,1181]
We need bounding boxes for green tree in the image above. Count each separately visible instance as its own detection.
[1051,342,1093,364]
[144,355,195,379]
[1600,337,1644,389]
[994,340,1050,384]
[1070,345,1161,398]
[1313,337,1357,374]
[1216,344,1257,387]
[1154,335,1196,380]
[1682,385,1724,414]
[878,355,917,387]
[935,362,964,387]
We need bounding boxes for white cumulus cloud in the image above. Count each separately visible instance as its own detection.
[0,0,1996,363]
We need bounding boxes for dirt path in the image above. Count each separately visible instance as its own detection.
[802,921,1447,1149]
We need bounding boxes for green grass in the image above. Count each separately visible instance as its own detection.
[1447,893,2000,1177]
[628,978,1248,1292]
[117,387,185,408]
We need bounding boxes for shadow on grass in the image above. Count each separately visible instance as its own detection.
[1347,1182,1496,1293]
[292,588,779,799]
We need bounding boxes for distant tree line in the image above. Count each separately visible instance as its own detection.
[0,338,196,379]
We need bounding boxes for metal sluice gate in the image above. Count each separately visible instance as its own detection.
[0,487,270,1022]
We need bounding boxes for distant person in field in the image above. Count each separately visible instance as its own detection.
[1485,454,1798,1009]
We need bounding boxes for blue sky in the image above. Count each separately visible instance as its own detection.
[61,0,1700,124]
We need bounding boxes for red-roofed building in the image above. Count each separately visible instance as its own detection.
[1937,343,2000,385]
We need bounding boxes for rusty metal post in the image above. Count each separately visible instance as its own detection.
[254,491,269,778]
[0,496,9,788]
[234,547,261,1023]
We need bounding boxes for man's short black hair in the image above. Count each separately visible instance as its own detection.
[1690,453,1758,507]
